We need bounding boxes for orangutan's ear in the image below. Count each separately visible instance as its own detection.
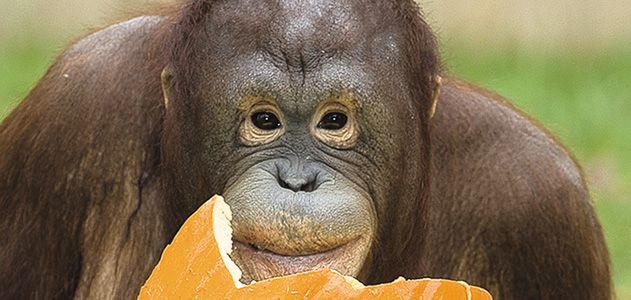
[428,75,442,120]
[161,67,174,110]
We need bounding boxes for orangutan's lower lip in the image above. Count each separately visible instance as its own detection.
[231,239,361,281]
[233,239,355,265]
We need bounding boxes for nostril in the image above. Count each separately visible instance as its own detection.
[278,178,292,190]
[300,181,316,193]
[278,177,318,193]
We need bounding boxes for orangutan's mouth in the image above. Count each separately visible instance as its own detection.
[230,238,365,283]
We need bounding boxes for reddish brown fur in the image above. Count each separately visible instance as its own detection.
[0,1,610,299]
[423,78,611,299]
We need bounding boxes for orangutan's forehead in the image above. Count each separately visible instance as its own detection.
[210,0,398,55]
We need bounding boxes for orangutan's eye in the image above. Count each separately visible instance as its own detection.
[312,103,357,150]
[251,111,282,131]
[240,102,285,146]
[317,112,348,131]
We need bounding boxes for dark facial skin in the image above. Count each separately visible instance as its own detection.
[0,0,610,299]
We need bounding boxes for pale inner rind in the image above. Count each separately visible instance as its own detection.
[212,196,245,288]
[458,280,473,300]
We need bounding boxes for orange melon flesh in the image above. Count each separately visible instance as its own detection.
[138,195,493,300]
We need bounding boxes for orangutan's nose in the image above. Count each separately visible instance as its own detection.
[276,160,320,193]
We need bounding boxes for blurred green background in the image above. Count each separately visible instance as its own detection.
[1,0,629,297]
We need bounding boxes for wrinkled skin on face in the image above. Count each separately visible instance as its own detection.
[162,0,436,283]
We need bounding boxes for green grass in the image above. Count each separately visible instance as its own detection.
[0,38,62,118]
[442,42,631,180]
[1,37,630,298]
[598,200,631,298]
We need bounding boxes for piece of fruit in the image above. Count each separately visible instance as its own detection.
[138,195,492,300]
